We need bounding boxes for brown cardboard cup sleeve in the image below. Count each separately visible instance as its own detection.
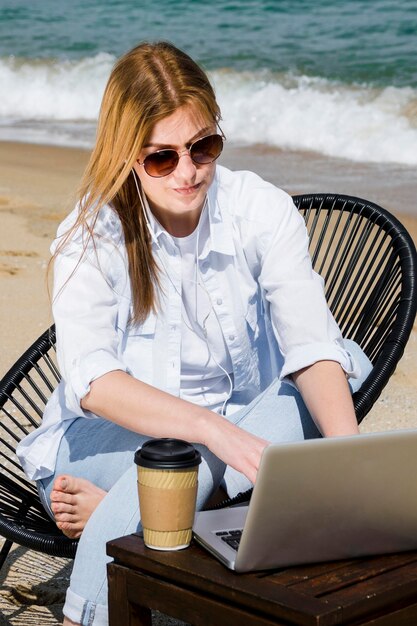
[138,483,198,531]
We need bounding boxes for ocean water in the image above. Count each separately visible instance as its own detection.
[0,0,416,165]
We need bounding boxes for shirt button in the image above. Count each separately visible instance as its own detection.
[216,298,223,306]
[229,334,235,341]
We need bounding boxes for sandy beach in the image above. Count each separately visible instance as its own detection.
[0,140,416,625]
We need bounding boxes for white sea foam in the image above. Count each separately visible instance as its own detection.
[0,54,113,147]
[0,55,416,165]
[0,53,112,119]
[213,70,417,166]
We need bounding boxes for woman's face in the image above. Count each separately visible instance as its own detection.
[133,104,217,237]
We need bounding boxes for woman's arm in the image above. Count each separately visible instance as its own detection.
[81,370,268,484]
[291,360,359,437]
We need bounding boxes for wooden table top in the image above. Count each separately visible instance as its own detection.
[107,534,417,626]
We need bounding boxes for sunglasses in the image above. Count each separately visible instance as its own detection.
[137,133,224,178]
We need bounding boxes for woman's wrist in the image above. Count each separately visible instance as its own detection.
[321,415,360,437]
[196,408,228,450]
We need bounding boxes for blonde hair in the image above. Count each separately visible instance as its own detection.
[55,41,221,323]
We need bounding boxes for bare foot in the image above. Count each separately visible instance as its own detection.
[50,475,106,539]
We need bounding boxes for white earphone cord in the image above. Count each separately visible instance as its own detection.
[131,169,233,415]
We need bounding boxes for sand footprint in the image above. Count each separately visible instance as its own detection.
[1,249,39,258]
[0,263,20,276]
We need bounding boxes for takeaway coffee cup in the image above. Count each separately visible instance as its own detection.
[134,438,201,550]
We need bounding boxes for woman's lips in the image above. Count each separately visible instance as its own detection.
[174,182,201,195]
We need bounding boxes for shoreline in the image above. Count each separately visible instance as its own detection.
[1,138,417,215]
[223,142,417,220]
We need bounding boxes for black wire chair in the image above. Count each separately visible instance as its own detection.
[0,194,416,569]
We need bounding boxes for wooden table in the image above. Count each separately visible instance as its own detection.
[107,534,417,625]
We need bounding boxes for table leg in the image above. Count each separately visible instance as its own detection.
[108,563,152,626]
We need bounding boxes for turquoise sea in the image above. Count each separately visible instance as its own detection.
[0,0,416,166]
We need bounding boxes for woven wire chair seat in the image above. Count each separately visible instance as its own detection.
[0,193,416,568]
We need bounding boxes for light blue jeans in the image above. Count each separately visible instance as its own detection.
[38,340,372,626]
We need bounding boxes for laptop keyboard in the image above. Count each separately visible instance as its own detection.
[215,529,243,551]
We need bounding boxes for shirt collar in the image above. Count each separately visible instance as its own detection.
[143,166,236,257]
[206,167,235,257]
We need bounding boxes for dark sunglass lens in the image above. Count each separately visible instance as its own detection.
[191,134,223,164]
[144,150,179,177]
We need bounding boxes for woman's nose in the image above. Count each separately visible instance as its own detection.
[174,152,197,182]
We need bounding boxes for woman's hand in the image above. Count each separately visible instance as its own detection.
[201,413,270,485]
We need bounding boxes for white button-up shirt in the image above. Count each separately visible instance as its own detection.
[17,165,358,480]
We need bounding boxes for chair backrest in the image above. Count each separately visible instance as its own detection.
[293,194,416,421]
[0,193,415,555]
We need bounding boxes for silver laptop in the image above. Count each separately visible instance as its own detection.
[193,429,417,572]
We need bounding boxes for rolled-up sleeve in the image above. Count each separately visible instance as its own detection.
[258,192,360,381]
[52,211,129,417]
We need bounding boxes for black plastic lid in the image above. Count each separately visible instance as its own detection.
[134,438,202,470]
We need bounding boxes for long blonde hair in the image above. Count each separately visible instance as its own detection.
[55,41,221,323]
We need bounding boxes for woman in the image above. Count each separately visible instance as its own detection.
[17,41,372,626]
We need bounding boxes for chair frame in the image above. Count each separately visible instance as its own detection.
[0,193,416,568]
[0,326,78,568]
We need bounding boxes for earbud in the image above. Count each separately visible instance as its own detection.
[146,220,160,246]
